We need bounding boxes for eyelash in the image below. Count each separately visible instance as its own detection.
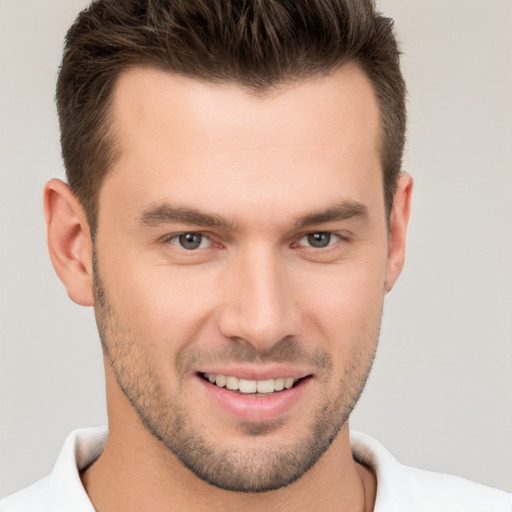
[292,232,344,250]
[161,231,349,251]
[161,232,221,251]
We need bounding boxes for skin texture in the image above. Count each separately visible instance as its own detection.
[45,63,412,511]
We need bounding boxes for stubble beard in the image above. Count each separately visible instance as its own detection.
[92,266,380,493]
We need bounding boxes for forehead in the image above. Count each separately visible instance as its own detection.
[111,63,381,158]
[101,64,383,227]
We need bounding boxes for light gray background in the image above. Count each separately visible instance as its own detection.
[1,0,511,498]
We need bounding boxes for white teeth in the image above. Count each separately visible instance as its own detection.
[256,379,275,393]
[204,374,301,393]
[225,376,239,390]
[274,377,285,391]
[239,379,257,393]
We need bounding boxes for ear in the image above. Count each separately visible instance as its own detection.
[385,173,413,292]
[44,178,94,306]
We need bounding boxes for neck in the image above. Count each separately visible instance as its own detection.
[81,424,375,512]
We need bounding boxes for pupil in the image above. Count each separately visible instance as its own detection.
[179,233,202,250]
[308,232,330,248]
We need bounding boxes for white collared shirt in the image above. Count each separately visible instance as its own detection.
[1,427,510,511]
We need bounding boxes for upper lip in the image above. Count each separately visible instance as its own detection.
[197,366,313,381]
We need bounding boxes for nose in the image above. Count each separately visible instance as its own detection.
[217,246,301,352]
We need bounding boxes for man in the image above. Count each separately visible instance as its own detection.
[1,0,510,510]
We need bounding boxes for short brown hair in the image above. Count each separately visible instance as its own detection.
[57,0,406,229]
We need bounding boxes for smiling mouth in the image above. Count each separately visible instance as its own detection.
[200,373,308,394]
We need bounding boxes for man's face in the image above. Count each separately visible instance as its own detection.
[93,64,392,491]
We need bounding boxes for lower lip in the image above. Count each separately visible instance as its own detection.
[196,375,311,423]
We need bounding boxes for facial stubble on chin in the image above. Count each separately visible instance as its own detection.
[92,257,380,493]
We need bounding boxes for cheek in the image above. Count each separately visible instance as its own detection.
[295,256,387,358]
[101,256,220,348]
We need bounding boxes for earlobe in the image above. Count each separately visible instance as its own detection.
[44,178,94,306]
[385,173,413,293]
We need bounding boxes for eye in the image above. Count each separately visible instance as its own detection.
[297,232,340,249]
[170,233,211,250]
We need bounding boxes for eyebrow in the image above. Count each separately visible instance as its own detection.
[292,200,369,229]
[137,199,368,230]
[138,203,232,229]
